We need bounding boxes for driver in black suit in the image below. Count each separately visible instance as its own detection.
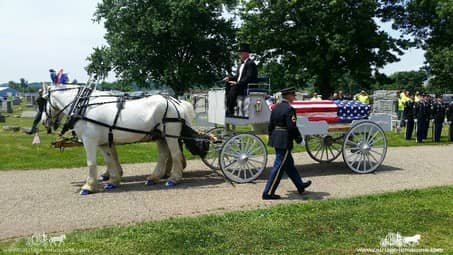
[224,43,258,117]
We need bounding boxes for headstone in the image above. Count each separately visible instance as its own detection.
[21,111,37,118]
[0,113,5,123]
[2,126,20,132]
[1,101,6,112]
[6,101,13,113]
[369,113,393,132]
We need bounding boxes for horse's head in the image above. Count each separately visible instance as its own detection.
[42,84,61,132]
[43,84,78,132]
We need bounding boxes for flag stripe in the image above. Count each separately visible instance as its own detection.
[287,100,370,123]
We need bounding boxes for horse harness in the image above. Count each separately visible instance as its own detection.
[50,86,188,148]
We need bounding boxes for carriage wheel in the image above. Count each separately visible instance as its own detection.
[201,127,227,170]
[342,121,387,173]
[305,133,343,163]
[219,133,267,183]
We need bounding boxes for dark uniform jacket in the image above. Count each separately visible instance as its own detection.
[447,102,453,122]
[230,58,258,96]
[431,101,445,122]
[415,100,429,120]
[268,100,302,150]
[403,100,415,119]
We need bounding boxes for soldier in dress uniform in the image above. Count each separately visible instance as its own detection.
[262,87,311,200]
[415,96,427,143]
[447,101,453,142]
[423,94,432,140]
[432,95,446,142]
[403,94,416,140]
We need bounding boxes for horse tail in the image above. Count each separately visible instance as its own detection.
[179,100,196,126]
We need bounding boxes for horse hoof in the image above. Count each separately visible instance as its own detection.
[145,180,155,186]
[104,183,116,190]
[165,180,176,187]
[99,175,110,181]
[80,189,91,195]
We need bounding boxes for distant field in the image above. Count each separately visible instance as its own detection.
[0,186,451,254]
[0,103,451,170]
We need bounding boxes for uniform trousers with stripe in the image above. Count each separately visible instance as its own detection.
[263,148,304,195]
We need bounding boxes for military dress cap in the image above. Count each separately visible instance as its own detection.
[238,43,252,53]
[280,87,296,95]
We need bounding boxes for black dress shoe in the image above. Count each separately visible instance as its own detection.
[298,180,312,194]
[262,194,281,200]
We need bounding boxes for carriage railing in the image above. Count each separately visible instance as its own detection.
[247,76,271,95]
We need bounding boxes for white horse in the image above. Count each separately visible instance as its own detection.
[44,84,195,195]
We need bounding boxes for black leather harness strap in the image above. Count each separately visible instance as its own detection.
[108,96,126,147]
[55,91,202,145]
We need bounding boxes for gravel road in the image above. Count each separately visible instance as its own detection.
[1,145,452,240]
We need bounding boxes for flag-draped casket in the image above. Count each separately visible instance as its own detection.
[289,100,371,123]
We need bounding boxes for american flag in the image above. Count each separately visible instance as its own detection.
[290,100,370,123]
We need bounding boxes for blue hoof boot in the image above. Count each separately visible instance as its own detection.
[80,189,91,195]
[104,183,116,190]
[99,175,110,181]
[145,180,155,186]
[165,180,176,187]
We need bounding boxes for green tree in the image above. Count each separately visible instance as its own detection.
[389,70,428,92]
[90,0,238,95]
[379,0,453,92]
[240,0,409,98]
[85,46,111,82]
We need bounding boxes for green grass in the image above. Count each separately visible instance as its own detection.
[1,103,451,170]
[0,186,451,254]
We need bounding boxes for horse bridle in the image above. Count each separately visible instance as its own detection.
[45,87,82,131]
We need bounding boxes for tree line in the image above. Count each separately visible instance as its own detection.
[85,0,451,96]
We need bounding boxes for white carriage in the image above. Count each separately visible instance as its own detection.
[201,81,389,183]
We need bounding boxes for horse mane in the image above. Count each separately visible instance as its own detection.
[179,100,196,126]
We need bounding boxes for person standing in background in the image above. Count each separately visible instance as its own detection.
[415,96,427,143]
[26,89,47,135]
[447,101,453,142]
[404,94,416,140]
[432,95,445,142]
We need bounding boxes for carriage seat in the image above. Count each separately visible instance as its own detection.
[247,76,270,94]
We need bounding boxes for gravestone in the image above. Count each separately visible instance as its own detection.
[25,93,38,107]
[1,101,7,112]
[0,113,5,123]
[6,101,13,113]
[21,111,37,118]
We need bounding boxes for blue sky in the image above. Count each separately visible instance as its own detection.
[0,0,425,84]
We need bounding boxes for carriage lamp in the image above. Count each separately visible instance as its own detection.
[255,99,262,112]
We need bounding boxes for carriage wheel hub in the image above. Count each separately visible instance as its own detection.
[360,143,371,152]
[323,136,334,146]
[238,153,249,164]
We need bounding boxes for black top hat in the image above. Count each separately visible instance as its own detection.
[238,43,251,53]
[280,87,296,95]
